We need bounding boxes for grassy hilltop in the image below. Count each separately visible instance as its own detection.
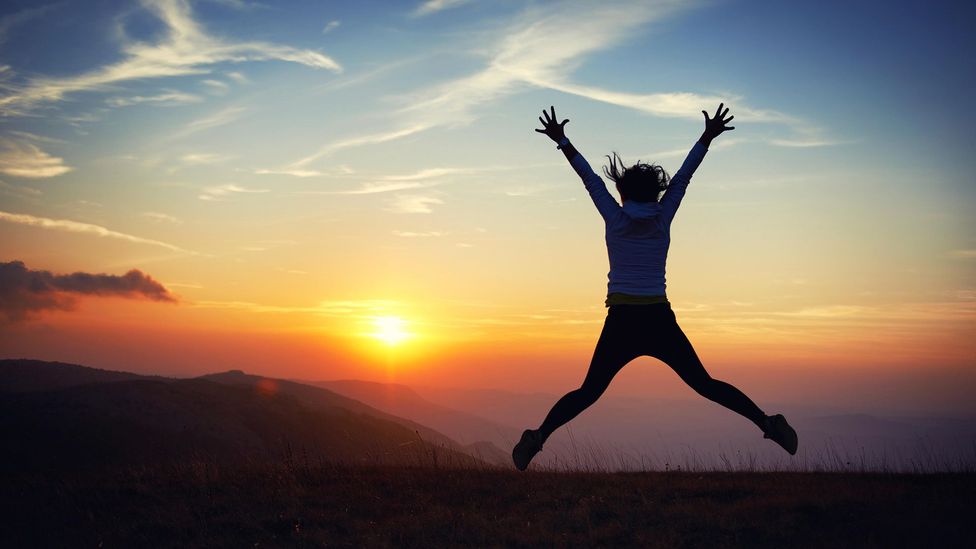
[3,460,973,548]
[3,359,973,547]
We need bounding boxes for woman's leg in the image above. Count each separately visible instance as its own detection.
[537,312,639,442]
[650,310,767,429]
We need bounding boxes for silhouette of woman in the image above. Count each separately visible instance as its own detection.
[512,104,797,471]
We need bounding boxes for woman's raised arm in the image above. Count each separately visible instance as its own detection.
[659,103,735,223]
[535,106,620,221]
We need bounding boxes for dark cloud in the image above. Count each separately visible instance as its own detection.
[0,260,176,321]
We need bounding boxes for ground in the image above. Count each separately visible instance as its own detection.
[2,461,973,548]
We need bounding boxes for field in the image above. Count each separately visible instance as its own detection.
[2,361,973,547]
[3,458,974,548]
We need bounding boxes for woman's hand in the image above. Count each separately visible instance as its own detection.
[535,106,570,143]
[700,103,735,146]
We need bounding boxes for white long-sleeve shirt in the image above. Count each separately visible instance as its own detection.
[569,142,708,299]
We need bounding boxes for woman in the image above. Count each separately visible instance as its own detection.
[512,104,797,471]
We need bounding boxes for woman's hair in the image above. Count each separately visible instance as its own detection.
[603,152,670,203]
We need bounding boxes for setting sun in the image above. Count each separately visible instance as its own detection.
[371,316,410,346]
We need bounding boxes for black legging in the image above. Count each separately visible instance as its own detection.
[538,302,766,442]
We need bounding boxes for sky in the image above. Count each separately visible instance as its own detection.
[0,0,974,416]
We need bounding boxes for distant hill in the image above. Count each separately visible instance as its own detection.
[309,378,521,448]
[413,385,976,471]
[0,358,160,392]
[202,370,510,465]
[0,360,496,472]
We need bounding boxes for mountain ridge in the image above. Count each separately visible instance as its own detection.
[0,359,507,471]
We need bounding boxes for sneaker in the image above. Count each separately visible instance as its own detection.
[512,429,543,471]
[763,414,798,455]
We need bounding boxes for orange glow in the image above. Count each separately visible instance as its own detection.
[0,0,974,427]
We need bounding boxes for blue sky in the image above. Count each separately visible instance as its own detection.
[2,0,972,181]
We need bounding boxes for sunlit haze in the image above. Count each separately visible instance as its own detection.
[1,0,973,417]
[371,316,410,346]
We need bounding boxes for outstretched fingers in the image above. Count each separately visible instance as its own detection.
[722,110,734,131]
[535,106,568,138]
[702,103,736,135]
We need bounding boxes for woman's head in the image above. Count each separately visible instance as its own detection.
[603,152,670,203]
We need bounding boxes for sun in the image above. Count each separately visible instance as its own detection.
[370,315,410,346]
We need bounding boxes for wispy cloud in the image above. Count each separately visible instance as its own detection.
[201,78,230,95]
[0,0,341,116]
[0,210,197,254]
[198,183,268,200]
[142,211,183,224]
[949,249,976,259]
[295,0,831,166]
[225,71,249,84]
[311,167,469,195]
[767,125,849,148]
[180,152,234,165]
[322,19,340,34]
[106,90,203,107]
[313,55,431,95]
[768,137,846,148]
[384,168,467,181]
[413,0,471,17]
[294,1,699,164]
[191,298,403,318]
[0,136,72,178]
[399,1,691,121]
[0,180,42,198]
[769,305,868,318]
[255,168,325,177]
[254,164,356,179]
[172,105,247,138]
[191,300,319,313]
[467,1,800,127]
[208,0,266,11]
[392,230,446,237]
[292,124,430,167]
[327,181,435,195]
[5,131,67,145]
[387,194,443,214]
[0,260,176,322]
[538,81,795,124]
[630,136,750,163]
[674,300,976,341]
